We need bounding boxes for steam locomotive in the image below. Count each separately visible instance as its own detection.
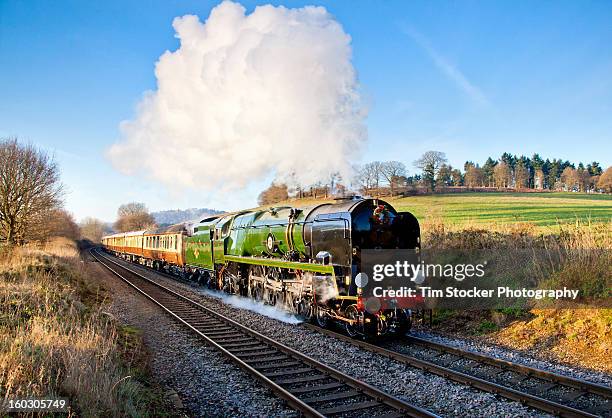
[102,197,420,337]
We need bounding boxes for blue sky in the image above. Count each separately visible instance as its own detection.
[1,0,611,221]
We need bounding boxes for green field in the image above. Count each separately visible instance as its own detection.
[389,192,612,228]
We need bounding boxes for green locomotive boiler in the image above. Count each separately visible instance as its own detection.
[103,197,420,337]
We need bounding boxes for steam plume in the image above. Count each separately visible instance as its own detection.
[108,1,366,192]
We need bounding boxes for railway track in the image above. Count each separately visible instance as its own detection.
[91,249,437,418]
[305,325,611,418]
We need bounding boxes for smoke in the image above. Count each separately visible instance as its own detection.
[108,1,366,192]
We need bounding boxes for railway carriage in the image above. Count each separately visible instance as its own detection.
[102,197,420,338]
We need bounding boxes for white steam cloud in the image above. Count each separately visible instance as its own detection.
[200,288,303,324]
[108,1,366,192]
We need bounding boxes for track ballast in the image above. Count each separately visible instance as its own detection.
[306,325,611,418]
[91,249,437,418]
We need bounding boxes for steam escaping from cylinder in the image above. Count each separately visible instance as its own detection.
[108,1,366,192]
[303,272,339,303]
[200,288,303,324]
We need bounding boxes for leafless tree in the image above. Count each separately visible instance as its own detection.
[258,183,289,206]
[0,138,64,244]
[46,209,80,241]
[357,161,385,192]
[464,166,484,188]
[380,161,406,195]
[577,168,591,192]
[560,167,579,191]
[494,162,511,188]
[114,202,156,232]
[514,161,529,189]
[414,151,448,191]
[597,167,612,193]
[80,217,108,243]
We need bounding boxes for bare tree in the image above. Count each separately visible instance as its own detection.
[46,209,80,241]
[258,183,289,206]
[597,167,612,193]
[357,161,385,193]
[380,161,406,195]
[114,202,156,232]
[494,162,511,188]
[0,138,63,244]
[514,161,529,189]
[560,167,579,191]
[413,151,448,191]
[577,168,591,192]
[80,217,108,243]
[464,166,484,188]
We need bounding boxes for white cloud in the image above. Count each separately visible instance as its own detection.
[108,1,366,192]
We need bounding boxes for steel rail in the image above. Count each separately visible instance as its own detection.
[305,324,609,418]
[404,335,612,400]
[91,249,437,418]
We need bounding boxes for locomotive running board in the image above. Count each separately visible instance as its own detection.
[223,255,335,276]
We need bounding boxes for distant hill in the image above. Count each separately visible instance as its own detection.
[151,208,225,226]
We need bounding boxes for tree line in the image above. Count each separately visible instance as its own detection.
[0,138,159,245]
[359,151,611,193]
[258,151,612,205]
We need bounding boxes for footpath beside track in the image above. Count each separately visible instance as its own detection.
[91,249,437,418]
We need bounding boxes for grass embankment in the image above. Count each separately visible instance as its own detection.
[424,219,611,372]
[0,238,167,417]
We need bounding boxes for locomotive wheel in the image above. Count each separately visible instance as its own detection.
[344,305,361,338]
[315,305,330,328]
[296,299,313,320]
[267,290,279,306]
[253,285,263,302]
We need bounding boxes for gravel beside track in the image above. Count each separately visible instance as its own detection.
[408,330,612,388]
[85,252,297,417]
[103,253,556,417]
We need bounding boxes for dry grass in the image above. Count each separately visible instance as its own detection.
[422,218,612,372]
[0,238,161,417]
[493,309,612,373]
[422,214,611,299]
